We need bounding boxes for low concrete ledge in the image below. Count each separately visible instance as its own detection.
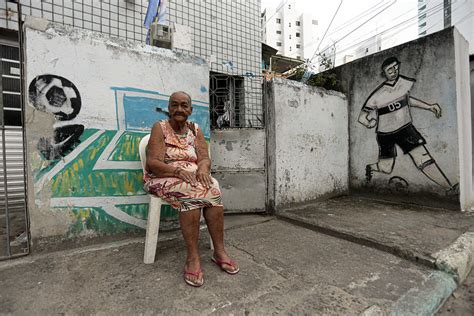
[432,232,474,283]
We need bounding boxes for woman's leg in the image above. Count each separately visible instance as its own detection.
[179,208,203,283]
[203,206,238,272]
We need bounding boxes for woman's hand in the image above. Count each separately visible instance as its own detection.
[176,169,198,187]
[196,172,213,189]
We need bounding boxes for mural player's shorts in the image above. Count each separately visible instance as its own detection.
[376,123,426,158]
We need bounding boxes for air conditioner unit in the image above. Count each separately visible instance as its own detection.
[150,23,172,49]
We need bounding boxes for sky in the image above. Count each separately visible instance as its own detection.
[260,0,420,65]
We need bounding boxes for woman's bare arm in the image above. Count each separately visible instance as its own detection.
[146,122,178,178]
[195,127,211,174]
[195,127,213,188]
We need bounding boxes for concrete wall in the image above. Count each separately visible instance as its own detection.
[333,27,471,209]
[266,78,349,211]
[210,129,266,212]
[471,57,474,192]
[24,19,211,240]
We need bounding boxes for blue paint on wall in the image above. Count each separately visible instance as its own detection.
[112,87,211,138]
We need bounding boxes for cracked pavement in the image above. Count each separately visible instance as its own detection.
[0,215,438,315]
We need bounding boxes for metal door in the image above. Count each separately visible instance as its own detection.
[0,40,29,260]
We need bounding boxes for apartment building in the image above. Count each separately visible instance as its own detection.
[418,0,473,53]
[261,0,319,60]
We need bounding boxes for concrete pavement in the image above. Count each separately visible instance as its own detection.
[0,196,473,315]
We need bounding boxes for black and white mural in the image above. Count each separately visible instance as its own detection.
[357,57,458,194]
[28,75,84,160]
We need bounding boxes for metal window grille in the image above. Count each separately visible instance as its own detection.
[2,0,149,42]
[168,0,263,128]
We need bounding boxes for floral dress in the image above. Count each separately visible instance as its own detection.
[143,120,223,212]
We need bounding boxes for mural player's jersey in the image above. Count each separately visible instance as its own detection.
[362,76,415,133]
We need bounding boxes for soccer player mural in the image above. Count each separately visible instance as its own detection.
[357,56,458,193]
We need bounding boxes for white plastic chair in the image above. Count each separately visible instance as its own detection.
[139,134,213,264]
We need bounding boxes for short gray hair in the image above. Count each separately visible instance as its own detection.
[169,91,192,105]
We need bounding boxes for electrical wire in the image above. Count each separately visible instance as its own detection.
[333,1,455,59]
[312,0,343,59]
[262,0,290,27]
[316,0,397,58]
[335,0,460,55]
[306,0,402,53]
[332,1,443,55]
[283,0,390,58]
[327,0,390,38]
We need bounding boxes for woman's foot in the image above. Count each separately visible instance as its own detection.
[184,257,204,287]
[211,251,239,275]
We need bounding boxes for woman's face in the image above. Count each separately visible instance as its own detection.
[168,92,192,123]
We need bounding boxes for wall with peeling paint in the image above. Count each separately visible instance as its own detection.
[267,78,349,210]
[24,19,211,241]
[333,27,471,209]
[210,129,266,212]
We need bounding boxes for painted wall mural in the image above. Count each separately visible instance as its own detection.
[357,57,458,194]
[28,75,84,160]
[30,81,210,235]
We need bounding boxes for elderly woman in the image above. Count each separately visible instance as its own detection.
[144,91,239,287]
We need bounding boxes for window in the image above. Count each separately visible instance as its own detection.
[276,18,281,24]
[276,30,281,34]
[210,72,244,129]
[296,32,300,37]
[296,21,301,26]
[296,56,301,60]
[419,21,426,28]
[419,30,427,36]
[289,22,291,27]
[289,35,292,39]
[312,19,318,25]
[0,44,21,126]
[288,4,291,9]
[296,44,301,48]
[419,5,426,11]
[276,42,282,47]
[289,47,292,51]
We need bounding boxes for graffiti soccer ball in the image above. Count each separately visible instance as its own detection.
[28,74,82,121]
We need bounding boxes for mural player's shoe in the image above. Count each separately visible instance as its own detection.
[445,183,459,196]
[365,165,373,183]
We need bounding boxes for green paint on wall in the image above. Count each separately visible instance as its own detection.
[36,129,181,235]
[32,129,100,181]
[109,132,144,161]
[50,131,145,197]
[68,207,143,235]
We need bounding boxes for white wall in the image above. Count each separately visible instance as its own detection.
[210,129,266,212]
[24,18,210,239]
[333,27,470,208]
[267,78,349,209]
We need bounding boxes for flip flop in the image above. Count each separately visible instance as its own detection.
[183,268,204,287]
[211,257,240,275]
